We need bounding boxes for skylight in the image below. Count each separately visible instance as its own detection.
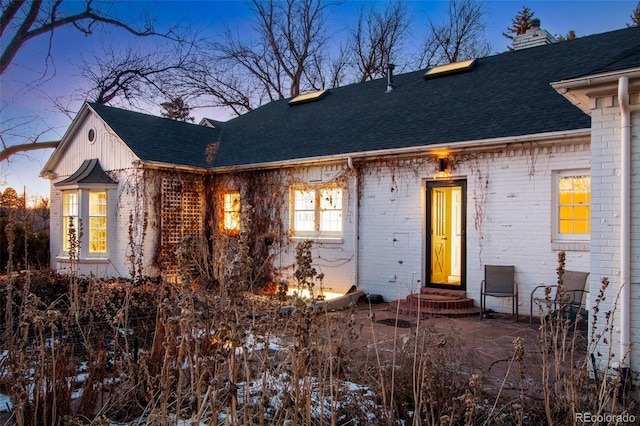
[289,89,328,106]
[423,58,477,80]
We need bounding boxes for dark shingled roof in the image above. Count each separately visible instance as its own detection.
[88,102,222,168]
[55,158,117,186]
[210,26,640,168]
[87,26,640,170]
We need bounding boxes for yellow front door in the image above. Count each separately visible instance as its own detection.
[428,181,466,288]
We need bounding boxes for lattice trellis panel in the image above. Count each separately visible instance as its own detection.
[160,177,203,276]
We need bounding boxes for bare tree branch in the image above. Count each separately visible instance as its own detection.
[1,1,192,162]
[188,0,330,115]
[0,141,59,162]
[77,41,196,108]
[348,0,409,82]
[417,0,490,69]
[1,0,174,74]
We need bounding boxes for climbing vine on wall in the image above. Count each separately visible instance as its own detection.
[205,169,290,292]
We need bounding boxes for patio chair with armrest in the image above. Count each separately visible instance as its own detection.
[529,270,589,326]
[480,265,518,321]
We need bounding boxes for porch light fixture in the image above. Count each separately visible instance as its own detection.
[438,157,448,173]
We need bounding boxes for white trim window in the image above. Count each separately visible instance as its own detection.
[62,191,79,252]
[554,171,590,241]
[89,191,107,253]
[61,189,111,256]
[291,186,343,239]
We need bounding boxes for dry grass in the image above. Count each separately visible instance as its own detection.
[1,235,639,425]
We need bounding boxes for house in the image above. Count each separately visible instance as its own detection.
[41,25,640,372]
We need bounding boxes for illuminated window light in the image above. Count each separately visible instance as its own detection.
[423,58,476,80]
[223,191,241,233]
[289,89,328,106]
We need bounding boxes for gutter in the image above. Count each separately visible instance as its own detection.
[134,160,209,174]
[618,76,631,371]
[552,67,640,90]
[208,129,589,174]
[347,157,359,289]
[552,68,640,114]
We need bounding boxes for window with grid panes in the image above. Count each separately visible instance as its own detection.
[89,191,107,252]
[291,186,343,238]
[62,191,79,251]
[223,191,241,233]
[555,171,590,241]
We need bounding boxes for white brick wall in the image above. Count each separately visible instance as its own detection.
[274,164,357,297]
[357,141,591,309]
[589,99,640,371]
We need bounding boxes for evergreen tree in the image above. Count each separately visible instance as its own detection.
[629,1,640,27]
[160,97,194,122]
[503,6,535,47]
[556,30,577,42]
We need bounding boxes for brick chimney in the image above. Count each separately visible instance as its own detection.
[512,19,556,50]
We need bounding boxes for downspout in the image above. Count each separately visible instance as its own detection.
[347,157,359,288]
[618,76,631,371]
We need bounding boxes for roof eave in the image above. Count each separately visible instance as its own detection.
[40,103,92,178]
[208,129,590,173]
[552,67,640,115]
[136,160,209,174]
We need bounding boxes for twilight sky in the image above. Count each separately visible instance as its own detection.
[1,0,637,202]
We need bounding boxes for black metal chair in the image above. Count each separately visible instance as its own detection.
[529,270,589,326]
[480,265,518,321]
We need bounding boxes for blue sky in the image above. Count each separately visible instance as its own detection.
[1,0,638,202]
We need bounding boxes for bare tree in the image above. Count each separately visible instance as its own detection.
[0,110,58,162]
[76,40,197,108]
[348,0,410,82]
[0,0,171,75]
[0,0,182,161]
[178,58,262,116]
[417,0,491,69]
[185,0,331,116]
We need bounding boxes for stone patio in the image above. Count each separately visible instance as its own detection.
[341,300,580,398]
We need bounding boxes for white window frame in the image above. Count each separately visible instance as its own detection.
[62,190,79,252]
[553,170,590,242]
[291,185,343,240]
[60,187,112,258]
[89,191,108,253]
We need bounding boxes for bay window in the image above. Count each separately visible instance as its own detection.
[61,189,111,256]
